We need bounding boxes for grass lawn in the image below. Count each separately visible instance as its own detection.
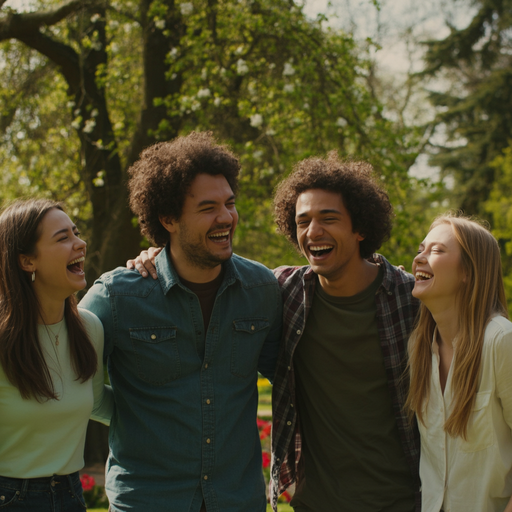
[89,506,292,512]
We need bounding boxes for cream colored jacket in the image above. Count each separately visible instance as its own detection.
[419,315,512,512]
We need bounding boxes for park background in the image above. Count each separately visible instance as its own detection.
[1,0,511,508]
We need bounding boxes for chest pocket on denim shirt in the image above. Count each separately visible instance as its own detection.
[231,318,270,378]
[129,327,180,385]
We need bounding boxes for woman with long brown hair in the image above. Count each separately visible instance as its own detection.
[0,198,112,511]
[406,214,512,512]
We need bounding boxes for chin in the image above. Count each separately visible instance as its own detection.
[411,287,422,299]
[71,280,87,294]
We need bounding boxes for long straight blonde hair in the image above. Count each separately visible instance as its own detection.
[405,214,508,439]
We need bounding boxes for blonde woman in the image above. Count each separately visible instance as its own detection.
[406,214,512,512]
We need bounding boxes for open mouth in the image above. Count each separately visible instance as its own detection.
[67,256,85,274]
[208,230,230,243]
[309,245,334,257]
[415,271,432,281]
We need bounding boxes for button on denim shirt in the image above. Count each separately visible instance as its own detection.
[79,248,282,512]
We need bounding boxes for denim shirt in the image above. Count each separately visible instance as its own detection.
[79,248,282,512]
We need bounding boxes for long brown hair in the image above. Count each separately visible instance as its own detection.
[406,214,508,439]
[0,198,97,401]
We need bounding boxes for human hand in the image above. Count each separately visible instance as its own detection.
[126,247,162,279]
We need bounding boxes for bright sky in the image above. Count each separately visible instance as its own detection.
[304,0,475,73]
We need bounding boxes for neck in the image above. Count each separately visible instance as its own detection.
[428,304,460,349]
[37,298,66,325]
[169,251,223,283]
[32,282,67,325]
[317,259,379,297]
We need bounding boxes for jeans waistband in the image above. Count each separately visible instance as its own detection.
[0,471,79,496]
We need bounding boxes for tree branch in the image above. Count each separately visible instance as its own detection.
[0,0,99,38]
[0,62,53,135]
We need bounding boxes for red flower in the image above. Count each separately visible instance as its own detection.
[80,474,95,492]
[259,423,272,440]
[262,451,270,468]
[282,490,292,503]
[257,418,271,429]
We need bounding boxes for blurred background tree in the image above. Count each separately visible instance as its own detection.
[422,0,512,217]
[0,0,433,278]
[420,0,512,303]
[4,0,512,461]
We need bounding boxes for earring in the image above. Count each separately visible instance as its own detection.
[32,271,35,282]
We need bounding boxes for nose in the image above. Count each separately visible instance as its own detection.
[74,235,87,251]
[413,250,425,266]
[307,218,323,239]
[216,205,235,225]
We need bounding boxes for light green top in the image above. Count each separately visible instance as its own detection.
[0,308,113,478]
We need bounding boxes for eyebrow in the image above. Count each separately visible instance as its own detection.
[197,195,236,208]
[51,226,77,238]
[419,241,448,248]
[296,208,341,218]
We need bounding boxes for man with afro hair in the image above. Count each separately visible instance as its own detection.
[269,152,420,512]
[130,149,421,512]
[80,132,282,512]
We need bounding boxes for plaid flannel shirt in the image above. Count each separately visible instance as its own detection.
[270,254,421,511]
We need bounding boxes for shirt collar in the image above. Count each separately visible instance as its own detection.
[367,253,395,294]
[155,244,239,295]
[302,253,393,292]
[431,327,440,355]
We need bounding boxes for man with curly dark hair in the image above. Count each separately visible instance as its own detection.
[80,132,282,512]
[129,149,422,512]
[269,152,420,512]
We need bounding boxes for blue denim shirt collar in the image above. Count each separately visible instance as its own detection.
[156,244,240,296]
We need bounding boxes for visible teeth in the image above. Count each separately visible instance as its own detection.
[209,231,229,238]
[68,256,85,265]
[310,245,333,251]
[415,271,432,280]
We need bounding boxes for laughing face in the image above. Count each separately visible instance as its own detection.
[295,188,364,284]
[412,222,463,307]
[23,208,87,301]
[163,173,238,273]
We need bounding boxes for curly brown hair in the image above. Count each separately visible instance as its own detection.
[273,152,393,259]
[128,131,240,246]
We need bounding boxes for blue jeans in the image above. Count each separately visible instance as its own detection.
[0,472,86,511]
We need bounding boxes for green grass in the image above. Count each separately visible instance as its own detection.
[270,504,293,511]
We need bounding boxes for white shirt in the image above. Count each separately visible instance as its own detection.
[419,315,512,512]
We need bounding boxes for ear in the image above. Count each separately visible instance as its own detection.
[356,233,365,242]
[159,215,177,234]
[18,254,36,273]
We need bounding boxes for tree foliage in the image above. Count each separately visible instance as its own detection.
[0,0,430,278]
[0,0,441,463]
[422,0,512,216]
[484,144,512,310]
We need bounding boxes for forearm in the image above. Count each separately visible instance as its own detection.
[91,383,113,425]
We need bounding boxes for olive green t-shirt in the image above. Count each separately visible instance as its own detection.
[291,269,415,512]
